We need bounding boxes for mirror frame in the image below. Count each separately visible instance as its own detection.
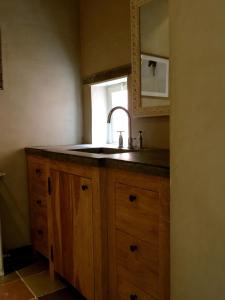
[0,30,3,90]
[130,0,170,117]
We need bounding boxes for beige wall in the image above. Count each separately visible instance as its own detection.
[0,0,82,250]
[80,0,169,149]
[80,0,131,77]
[171,0,225,299]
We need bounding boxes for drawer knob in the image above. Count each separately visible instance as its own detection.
[129,195,137,202]
[129,245,138,252]
[130,295,138,300]
[81,185,88,191]
[36,200,42,205]
[35,168,41,176]
[37,229,43,235]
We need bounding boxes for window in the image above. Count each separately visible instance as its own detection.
[91,77,128,146]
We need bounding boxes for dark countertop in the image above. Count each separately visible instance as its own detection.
[25,144,170,177]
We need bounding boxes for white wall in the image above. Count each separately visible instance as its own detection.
[0,0,82,250]
[91,85,108,144]
[171,0,225,299]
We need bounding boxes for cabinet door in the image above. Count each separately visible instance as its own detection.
[73,176,94,300]
[51,170,94,299]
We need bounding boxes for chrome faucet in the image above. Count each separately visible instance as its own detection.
[107,106,134,149]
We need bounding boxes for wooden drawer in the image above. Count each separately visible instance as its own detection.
[116,230,159,299]
[29,160,49,197]
[31,211,48,257]
[116,229,158,274]
[118,275,155,300]
[115,183,159,243]
[31,194,47,210]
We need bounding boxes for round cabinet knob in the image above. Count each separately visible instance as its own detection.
[81,185,88,191]
[129,245,138,252]
[37,229,43,235]
[129,195,137,202]
[35,169,41,176]
[130,295,138,300]
[36,200,42,205]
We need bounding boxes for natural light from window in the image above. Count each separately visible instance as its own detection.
[91,77,128,146]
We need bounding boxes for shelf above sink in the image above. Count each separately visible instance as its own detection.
[68,147,136,155]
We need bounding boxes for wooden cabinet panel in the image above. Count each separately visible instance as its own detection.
[29,160,49,197]
[74,177,94,300]
[108,170,170,300]
[31,194,47,210]
[116,229,159,298]
[51,171,74,283]
[116,229,158,276]
[51,170,94,299]
[27,156,49,258]
[115,183,160,243]
[117,257,158,299]
[31,211,48,257]
[118,275,155,300]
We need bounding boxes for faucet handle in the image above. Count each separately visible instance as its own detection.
[128,137,135,149]
[138,131,143,149]
[117,131,124,148]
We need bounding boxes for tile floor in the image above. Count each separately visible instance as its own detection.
[0,249,84,299]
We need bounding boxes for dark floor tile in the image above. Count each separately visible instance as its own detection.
[9,245,39,270]
[3,256,15,275]
[9,245,33,259]
[3,245,45,275]
[23,270,65,298]
[39,287,85,300]
[18,258,48,278]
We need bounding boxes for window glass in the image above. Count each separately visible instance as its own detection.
[91,78,128,146]
[107,83,128,145]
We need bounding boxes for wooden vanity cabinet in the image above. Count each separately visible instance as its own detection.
[27,153,169,300]
[107,168,170,300]
[26,155,106,300]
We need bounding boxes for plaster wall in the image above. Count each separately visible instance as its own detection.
[0,0,82,250]
[171,0,225,298]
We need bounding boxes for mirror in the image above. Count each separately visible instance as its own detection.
[131,0,170,117]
